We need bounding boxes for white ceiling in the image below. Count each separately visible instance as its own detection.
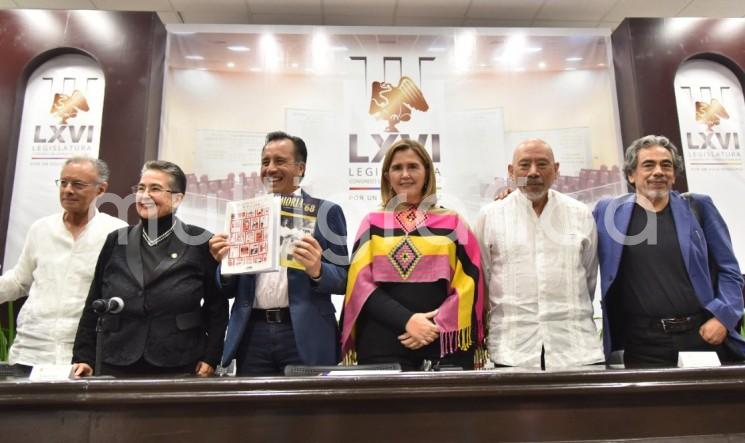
[2,0,744,29]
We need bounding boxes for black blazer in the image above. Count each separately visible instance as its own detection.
[73,220,228,369]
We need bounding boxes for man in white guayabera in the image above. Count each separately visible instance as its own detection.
[475,139,604,369]
[0,157,126,371]
[594,134,744,367]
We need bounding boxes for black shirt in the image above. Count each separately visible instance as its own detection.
[617,203,701,318]
[140,215,178,286]
[356,280,448,362]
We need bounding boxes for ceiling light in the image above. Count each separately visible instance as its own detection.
[291,63,299,68]
[564,67,576,71]
[226,62,235,68]
[260,34,282,72]
[493,34,528,65]
[427,47,447,52]
[227,45,250,52]
[312,30,331,73]
[565,57,583,62]
[526,47,543,53]
[454,29,477,73]
[538,61,547,69]
[185,55,204,60]
[596,63,606,67]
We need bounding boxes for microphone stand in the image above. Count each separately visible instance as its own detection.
[95,315,104,376]
[91,297,123,376]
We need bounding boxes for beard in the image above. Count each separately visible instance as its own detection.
[520,188,548,202]
[640,187,670,204]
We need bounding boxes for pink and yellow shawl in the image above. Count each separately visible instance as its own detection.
[340,207,485,362]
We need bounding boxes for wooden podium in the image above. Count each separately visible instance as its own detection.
[2,367,745,442]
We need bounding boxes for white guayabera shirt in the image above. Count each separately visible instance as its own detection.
[475,189,604,369]
[0,210,127,365]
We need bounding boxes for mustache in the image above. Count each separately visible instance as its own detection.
[514,177,544,186]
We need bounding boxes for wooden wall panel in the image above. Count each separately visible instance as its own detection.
[611,18,745,192]
[0,10,166,264]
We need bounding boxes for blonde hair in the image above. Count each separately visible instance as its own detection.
[380,139,437,207]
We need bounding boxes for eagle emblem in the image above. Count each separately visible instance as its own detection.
[695,98,729,131]
[369,76,429,132]
[50,90,90,124]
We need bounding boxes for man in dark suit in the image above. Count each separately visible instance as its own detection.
[209,131,349,375]
[72,161,228,377]
[594,135,744,367]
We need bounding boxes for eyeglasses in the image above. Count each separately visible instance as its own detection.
[56,179,97,190]
[131,185,178,196]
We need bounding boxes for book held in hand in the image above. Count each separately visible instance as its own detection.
[221,194,280,275]
[279,194,319,271]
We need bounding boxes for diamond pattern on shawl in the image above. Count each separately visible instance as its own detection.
[388,237,422,280]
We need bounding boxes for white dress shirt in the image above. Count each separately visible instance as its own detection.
[475,189,604,368]
[254,188,304,309]
[254,267,290,309]
[0,210,127,365]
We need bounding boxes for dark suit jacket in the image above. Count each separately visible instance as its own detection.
[220,192,349,367]
[73,220,229,369]
[593,191,745,358]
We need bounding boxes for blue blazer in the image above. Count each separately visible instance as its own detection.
[219,191,349,366]
[593,191,744,358]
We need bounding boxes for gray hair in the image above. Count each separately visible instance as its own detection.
[64,156,110,182]
[141,160,187,194]
[623,135,684,185]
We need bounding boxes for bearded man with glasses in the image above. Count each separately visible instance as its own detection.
[0,157,126,373]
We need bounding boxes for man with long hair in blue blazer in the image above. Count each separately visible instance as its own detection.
[594,134,744,367]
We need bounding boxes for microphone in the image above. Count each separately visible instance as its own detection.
[91,297,124,315]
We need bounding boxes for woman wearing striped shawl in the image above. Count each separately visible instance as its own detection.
[340,139,486,370]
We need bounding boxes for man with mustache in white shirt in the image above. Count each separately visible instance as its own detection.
[0,157,126,372]
[475,139,604,369]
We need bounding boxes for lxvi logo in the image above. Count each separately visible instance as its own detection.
[348,56,439,185]
[369,77,428,133]
[34,89,94,144]
[686,132,740,150]
[50,90,89,124]
[34,124,95,144]
[353,55,434,133]
[686,94,740,151]
[350,133,440,163]
[679,81,742,169]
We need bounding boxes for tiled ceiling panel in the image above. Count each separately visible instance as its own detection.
[14,0,94,8]
[602,0,692,22]
[91,0,172,11]
[323,0,396,17]
[679,0,745,17]
[466,0,544,20]
[537,0,617,21]
[247,0,321,16]
[395,0,470,19]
